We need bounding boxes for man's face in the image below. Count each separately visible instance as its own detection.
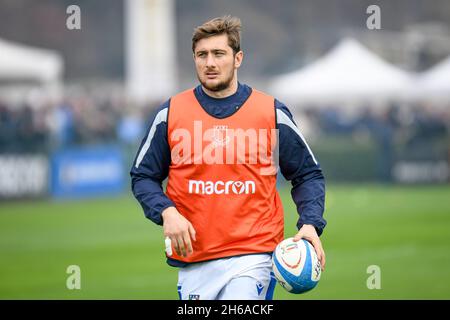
[193,34,243,92]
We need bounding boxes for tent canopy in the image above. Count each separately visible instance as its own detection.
[269,38,412,105]
[0,37,63,83]
[415,55,450,98]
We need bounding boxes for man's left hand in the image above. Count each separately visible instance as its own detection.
[293,224,326,271]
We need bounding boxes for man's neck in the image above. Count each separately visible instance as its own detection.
[202,78,239,99]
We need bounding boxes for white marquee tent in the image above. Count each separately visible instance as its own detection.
[414,55,450,100]
[0,37,63,83]
[269,38,413,105]
[0,37,64,104]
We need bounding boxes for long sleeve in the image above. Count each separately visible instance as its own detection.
[276,99,327,236]
[130,100,175,225]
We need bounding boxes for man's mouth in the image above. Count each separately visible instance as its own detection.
[205,72,219,79]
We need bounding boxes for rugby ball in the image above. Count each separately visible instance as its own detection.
[272,238,321,294]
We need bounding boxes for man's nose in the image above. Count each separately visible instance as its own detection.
[205,54,216,68]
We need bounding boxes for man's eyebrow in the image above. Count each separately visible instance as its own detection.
[195,49,227,54]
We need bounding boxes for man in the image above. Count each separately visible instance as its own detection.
[131,16,326,300]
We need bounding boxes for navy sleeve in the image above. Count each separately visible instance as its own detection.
[130,100,175,225]
[276,99,327,236]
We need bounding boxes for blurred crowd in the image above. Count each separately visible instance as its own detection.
[0,89,158,154]
[301,102,449,181]
[307,102,449,144]
[1,90,449,169]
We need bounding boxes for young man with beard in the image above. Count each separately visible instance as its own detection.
[131,16,326,300]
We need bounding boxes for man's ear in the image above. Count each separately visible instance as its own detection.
[234,51,243,68]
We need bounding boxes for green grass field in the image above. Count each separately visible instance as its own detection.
[1,184,450,299]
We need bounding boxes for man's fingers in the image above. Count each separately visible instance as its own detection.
[319,254,326,271]
[167,235,188,257]
[188,223,196,242]
[183,231,193,255]
[166,226,195,257]
[165,237,173,256]
[293,232,303,242]
[311,239,323,257]
[319,246,326,270]
[292,226,326,271]
[311,238,326,270]
[172,236,181,256]
[316,248,324,267]
[177,236,187,257]
[320,250,326,271]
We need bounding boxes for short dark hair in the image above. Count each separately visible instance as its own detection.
[192,16,241,54]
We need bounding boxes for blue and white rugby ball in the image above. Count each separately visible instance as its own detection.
[272,238,321,294]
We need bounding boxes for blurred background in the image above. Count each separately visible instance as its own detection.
[0,0,449,299]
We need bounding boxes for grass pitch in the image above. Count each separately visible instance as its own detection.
[1,184,449,299]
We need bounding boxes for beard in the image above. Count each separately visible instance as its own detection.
[197,67,235,92]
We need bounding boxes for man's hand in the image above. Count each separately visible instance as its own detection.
[293,224,326,271]
[161,206,196,257]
